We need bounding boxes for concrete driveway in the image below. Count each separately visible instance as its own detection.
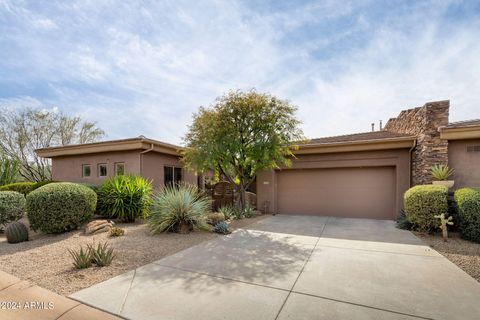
[71,216,480,320]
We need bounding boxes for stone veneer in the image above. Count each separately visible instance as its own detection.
[384,100,449,185]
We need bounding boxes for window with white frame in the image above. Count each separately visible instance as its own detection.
[115,162,125,176]
[82,164,91,178]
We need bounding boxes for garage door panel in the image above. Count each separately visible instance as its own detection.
[277,167,396,219]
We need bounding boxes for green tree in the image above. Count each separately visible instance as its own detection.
[0,107,105,181]
[0,155,20,186]
[183,90,304,209]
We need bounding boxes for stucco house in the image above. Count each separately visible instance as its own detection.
[36,100,480,220]
[36,136,198,189]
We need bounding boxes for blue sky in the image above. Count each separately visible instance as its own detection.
[1,0,480,145]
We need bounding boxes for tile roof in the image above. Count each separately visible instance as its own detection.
[444,119,480,129]
[304,131,414,145]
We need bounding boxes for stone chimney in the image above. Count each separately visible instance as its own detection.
[384,100,449,185]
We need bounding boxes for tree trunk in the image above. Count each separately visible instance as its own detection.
[238,184,247,211]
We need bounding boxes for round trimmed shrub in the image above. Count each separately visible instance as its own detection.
[454,188,480,243]
[404,185,448,232]
[0,191,26,227]
[26,182,97,234]
[97,175,152,222]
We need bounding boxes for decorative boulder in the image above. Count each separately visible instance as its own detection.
[85,220,113,235]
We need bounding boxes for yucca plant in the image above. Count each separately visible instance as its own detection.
[148,183,211,234]
[431,164,455,181]
[68,246,93,269]
[88,242,115,267]
[97,175,152,222]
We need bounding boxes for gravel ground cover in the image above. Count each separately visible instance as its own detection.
[415,232,480,282]
[0,215,267,296]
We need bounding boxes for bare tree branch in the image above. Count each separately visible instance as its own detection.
[0,106,105,182]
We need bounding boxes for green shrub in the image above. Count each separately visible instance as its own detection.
[97,175,152,222]
[454,188,480,243]
[206,212,225,225]
[109,227,125,237]
[213,221,231,234]
[0,191,26,227]
[243,206,254,218]
[404,185,448,232]
[27,182,97,234]
[0,182,36,195]
[0,181,55,196]
[396,209,413,230]
[148,183,210,234]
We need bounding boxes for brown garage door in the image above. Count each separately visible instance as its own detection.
[276,167,396,219]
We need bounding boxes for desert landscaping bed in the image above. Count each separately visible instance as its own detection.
[415,232,480,282]
[0,215,267,296]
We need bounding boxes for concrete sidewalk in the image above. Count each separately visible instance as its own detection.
[0,270,122,320]
[71,216,480,320]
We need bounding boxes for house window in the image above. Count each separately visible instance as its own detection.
[164,166,182,186]
[98,163,107,177]
[115,162,125,176]
[175,167,182,183]
[82,164,91,178]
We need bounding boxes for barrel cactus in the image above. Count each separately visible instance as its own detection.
[5,221,29,244]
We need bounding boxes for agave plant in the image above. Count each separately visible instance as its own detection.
[97,175,152,222]
[148,183,211,234]
[213,221,231,235]
[68,246,92,269]
[431,164,455,181]
[88,242,115,267]
[218,205,235,220]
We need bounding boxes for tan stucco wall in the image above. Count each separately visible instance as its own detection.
[52,150,198,189]
[52,150,141,185]
[141,152,197,190]
[256,148,411,218]
[448,139,480,188]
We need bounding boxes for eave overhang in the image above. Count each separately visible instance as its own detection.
[36,138,182,158]
[294,136,416,155]
[439,126,480,140]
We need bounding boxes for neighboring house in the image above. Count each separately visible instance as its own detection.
[36,100,480,220]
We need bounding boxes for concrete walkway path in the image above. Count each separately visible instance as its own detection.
[0,270,121,320]
[71,215,480,320]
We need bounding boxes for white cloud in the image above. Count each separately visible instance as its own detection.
[0,0,479,144]
[32,18,57,30]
